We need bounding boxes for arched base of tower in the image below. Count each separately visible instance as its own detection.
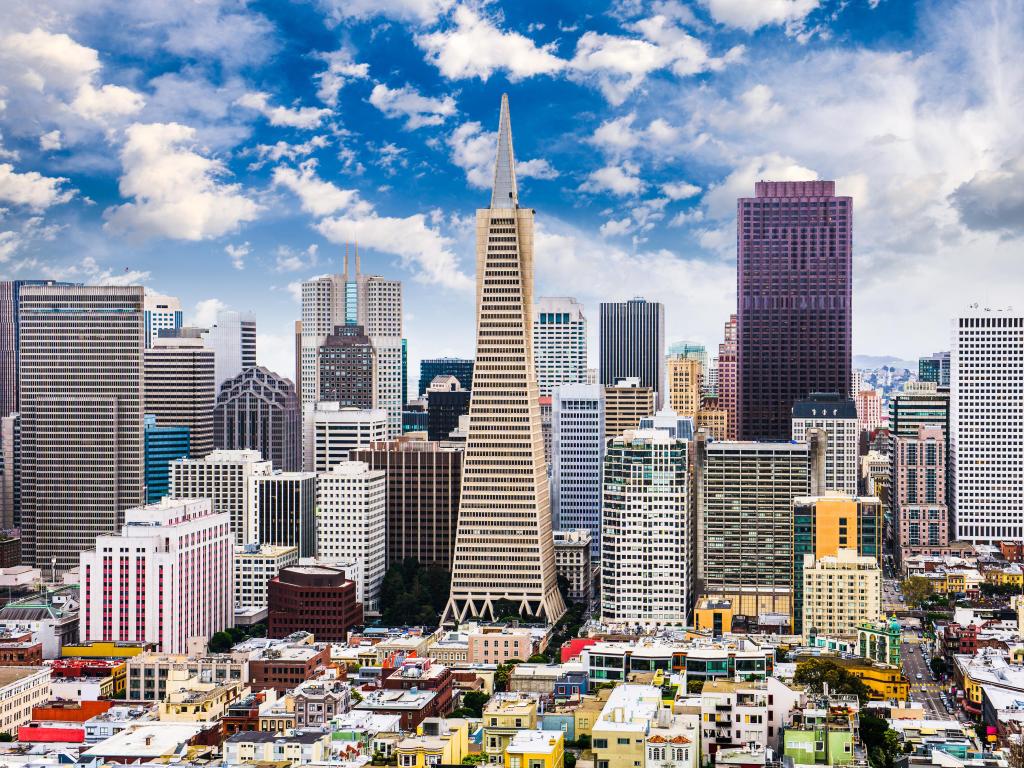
[441,588,567,627]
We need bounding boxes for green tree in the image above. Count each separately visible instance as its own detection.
[528,653,548,663]
[0,733,13,742]
[248,623,267,638]
[460,690,490,718]
[208,631,233,653]
[860,711,904,768]
[687,678,704,694]
[494,662,521,692]
[900,576,935,608]
[564,752,577,768]
[379,559,451,626]
[930,657,947,677]
[793,658,871,702]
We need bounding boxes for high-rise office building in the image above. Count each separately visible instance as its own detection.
[791,494,881,633]
[0,415,20,529]
[601,430,694,627]
[855,389,883,434]
[351,437,464,570]
[299,273,347,408]
[252,472,317,557]
[889,382,949,440]
[668,341,707,373]
[372,336,404,438]
[892,426,948,562]
[169,449,273,546]
[144,337,215,458]
[317,325,375,407]
[552,529,593,607]
[79,498,233,654]
[426,376,471,442]
[214,367,301,472]
[419,358,474,397]
[603,378,655,438]
[1,280,77,418]
[143,292,183,348]
[919,351,951,387]
[951,307,1024,543]
[18,284,144,571]
[667,356,702,419]
[599,298,665,409]
[302,402,388,472]
[737,181,852,441]
[704,359,719,400]
[442,95,565,625]
[533,297,587,397]
[717,314,738,439]
[315,461,387,614]
[552,384,604,558]
[143,415,190,504]
[202,310,256,390]
[791,393,859,496]
[696,433,823,621]
[695,408,729,440]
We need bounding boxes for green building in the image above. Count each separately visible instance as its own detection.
[783,694,860,765]
[857,617,902,668]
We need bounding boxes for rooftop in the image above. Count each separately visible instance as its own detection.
[226,730,326,744]
[80,724,206,758]
[505,730,563,756]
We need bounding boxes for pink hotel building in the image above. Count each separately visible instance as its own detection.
[79,498,233,654]
[893,426,949,562]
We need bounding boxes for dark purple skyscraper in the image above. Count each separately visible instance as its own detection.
[737,180,852,441]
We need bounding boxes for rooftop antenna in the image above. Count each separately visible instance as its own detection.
[355,241,361,278]
[343,242,349,281]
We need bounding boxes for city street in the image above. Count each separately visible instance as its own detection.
[901,637,948,718]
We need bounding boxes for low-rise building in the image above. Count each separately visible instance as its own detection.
[802,549,882,639]
[0,586,80,659]
[584,638,775,687]
[355,687,446,731]
[293,670,351,727]
[592,684,662,768]
[395,717,469,768]
[504,729,565,768]
[469,627,541,665]
[783,693,861,766]
[483,695,539,764]
[157,668,248,722]
[267,565,363,642]
[223,729,331,765]
[246,636,330,694]
[645,706,699,768]
[125,648,250,701]
[857,618,903,667]
[700,679,769,755]
[823,657,910,701]
[428,629,469,666]
[954,649,1024,717]
[79,723,211,763]
[84,705,157,743]
[0,629,43,665]
[50,657,126,699]
[0,667,51,736]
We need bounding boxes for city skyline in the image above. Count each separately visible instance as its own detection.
[1,1,1021,382]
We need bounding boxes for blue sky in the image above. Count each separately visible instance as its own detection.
[1,0,1022,382]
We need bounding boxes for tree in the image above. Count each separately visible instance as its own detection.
[687,679,704,694]
[565,752,577,768]
[1006,738,1024,768]
[0,733,13,742]
[208,631,233,653]
[528,653,548,663]
[930,656,947,678]
[900,576,935,608]
[379,559,451,627]
[461,690,490,718]
[860,712,903,768]
[793,658,871,702]
[495,662,520,692]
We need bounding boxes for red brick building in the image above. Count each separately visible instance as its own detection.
[268,566,363,643]
[248,641,330,694]
[0,630,43,665]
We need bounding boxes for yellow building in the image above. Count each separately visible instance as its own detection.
[592,685,663,768]
[985,566,1024,588]
[61,641,149,659]
[693,596,735,634]
[504,730,564,768]
[484,696,538,764]
[395,718,469,767]
[695,409,728,440]
[802,549,882,639]
[158,669,248,722]
[829,658,909,700]
[667,357,701,419]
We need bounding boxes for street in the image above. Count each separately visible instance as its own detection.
[900,637,948,718]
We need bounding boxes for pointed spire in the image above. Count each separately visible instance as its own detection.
[343,243,349,280]
[355,241,361,277]
[490,93,519,209]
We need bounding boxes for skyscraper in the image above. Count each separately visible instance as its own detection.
[214,367,301,471]
[202,310,256,390]
[791,393,859,496]
[144,336,216,457]
[552,384,604,558]
[299,273,346,408]
[951,307,1024,544]
[419,358,474,396]
[737,181,852,441]
[302,402,388,472]
[426,376,470,442]
[143,415,190,504]
[317,325,375,407]
[601,430,693,627]
[919,351,951,387]
[442,95,565,625]
[599,298,665,409]
[667,356,702,419]
[18,284,145,571]
[892,426,948,563]
[143,292,182,348]
[253,472,317,557]
[603,378,655,438]
[717,314,738,439]
[533,297,587,397]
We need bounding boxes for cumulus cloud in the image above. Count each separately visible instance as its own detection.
[580,164,644,196]
[590,112,684,157]
[314,48,370,107]
[39,130,63,151]
[417,6,565,81]
[447,121,559,188]
[236,92,331,129]
[275,243,319,272]
[193,298,227,328]
[0,163,76,210]
[662,181,701,200]
[368,84,457,129]
[272,160,368,217]
[701,0,821,33]
[950,158,1024,237]
[225,242,250,270]
[104,122,261,240]
[316,0,455,24]
[250,135,330,167]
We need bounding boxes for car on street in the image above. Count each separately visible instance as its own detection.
[916,673,923,680]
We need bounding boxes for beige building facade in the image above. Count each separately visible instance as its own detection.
[802,548,881,638]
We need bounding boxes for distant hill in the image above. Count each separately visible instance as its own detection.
[853,354,918,371]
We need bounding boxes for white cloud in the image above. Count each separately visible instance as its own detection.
[30,255,150,286]
[701,153,817,219]
[69,83,145,122]
[0,163,76,210]
[251,135,330,167]
[272,160,368,217]
[738,84,783,123]
[0,231,19,262]
[701,0,821,32]
[950,157,1024,237]
[39,130,63,151]
[661,181,702,200]
[255,333,295,380]
[236,92,331,129]
[590,112,683,156]
[448,121,559,188]
[193,298,227,328]
[275,243,319,272]
[104,122,261,241]
[416,6,565,81]
[580,164,644,196]
[368,84,457,129]
[314,48,370,107]
[225,242,250,270]
[316,0,454,24]
[600,217,632,237]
